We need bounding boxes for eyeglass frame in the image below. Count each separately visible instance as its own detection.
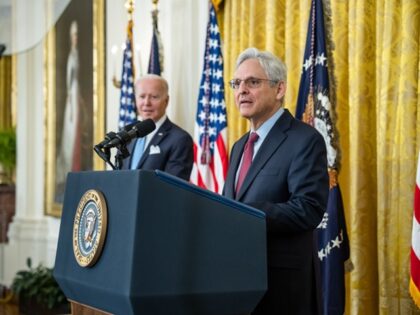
[228,77,280,90]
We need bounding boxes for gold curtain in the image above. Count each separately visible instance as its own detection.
[220,0,312,145]
[219,0,420,314]
[0,56,13,130]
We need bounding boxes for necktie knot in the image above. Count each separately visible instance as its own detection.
[248,132,259,145]
[243,132,259,155]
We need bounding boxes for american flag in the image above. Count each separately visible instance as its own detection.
[118,20,137,130]
[296,0,351,313]
[147,8,163,75]
[410,152,420,308]
[190,3,228,194]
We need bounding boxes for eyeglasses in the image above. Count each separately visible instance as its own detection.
[228,77,279,90]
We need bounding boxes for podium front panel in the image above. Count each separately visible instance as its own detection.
[54,170,267,315]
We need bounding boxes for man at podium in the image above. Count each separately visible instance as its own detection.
[224,47,329,314]
[121,74,193,180]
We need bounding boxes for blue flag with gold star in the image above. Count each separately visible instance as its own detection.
[296,0,351,314]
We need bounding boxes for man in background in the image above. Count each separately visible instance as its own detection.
[122,74,193,181]
[223,47,329,314]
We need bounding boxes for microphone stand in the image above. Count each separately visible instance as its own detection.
[93,138,133,170]
[93,145,116,170]
[114,144,130,170]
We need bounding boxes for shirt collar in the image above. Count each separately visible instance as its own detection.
[138,114,167,146]
[252,107,284,141]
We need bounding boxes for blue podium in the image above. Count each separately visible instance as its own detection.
[54,170,267,315]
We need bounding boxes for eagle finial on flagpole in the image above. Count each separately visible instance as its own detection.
[125,0,135,20]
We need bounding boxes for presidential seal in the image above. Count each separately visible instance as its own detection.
[73,189,108,267]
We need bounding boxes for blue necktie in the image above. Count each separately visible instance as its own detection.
[130,138,145,170]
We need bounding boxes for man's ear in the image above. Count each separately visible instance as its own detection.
[165,95,170,108]
[276,81,287,101]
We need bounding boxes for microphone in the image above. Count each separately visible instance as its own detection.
[103,119,156,149]
[96,131,117,148]
[95,120,142,148]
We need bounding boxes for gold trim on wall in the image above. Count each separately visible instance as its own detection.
[93,0,106,170]
[0,56,12,129]
[44,0,105,217]
[11,54,17,126]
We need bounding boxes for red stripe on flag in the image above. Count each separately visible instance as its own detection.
[192,143,207,189]
[197,172,205,189]
[415,184,420,224]
[411,248,420,283]
[411,152,420,308]
[216,134,228,177]
[192,134,227,194]
[193,142,198,162]
[209,159,218,193]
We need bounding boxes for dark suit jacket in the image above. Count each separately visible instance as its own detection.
[122,118,193,181]
[224,109,329,315]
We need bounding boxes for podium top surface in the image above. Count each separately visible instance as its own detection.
[154,170,265,219]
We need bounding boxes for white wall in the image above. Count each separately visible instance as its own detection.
[1,0,208,286]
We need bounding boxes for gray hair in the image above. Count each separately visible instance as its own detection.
[236,47,287,84]
[136,74,169,95]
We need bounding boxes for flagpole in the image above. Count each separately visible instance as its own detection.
[125,0,135,20]
[151,0,159,27]
[151,0,159,30]
[147,0,163,75]
[113,0,136,88]
[116,0,138,129]
[125,0,135,80]
[152,0,158,10]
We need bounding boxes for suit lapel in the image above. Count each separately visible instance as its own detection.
[138,118,171,168]
[236,110,293,201]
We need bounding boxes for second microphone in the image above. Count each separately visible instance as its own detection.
[103,119,156,149]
